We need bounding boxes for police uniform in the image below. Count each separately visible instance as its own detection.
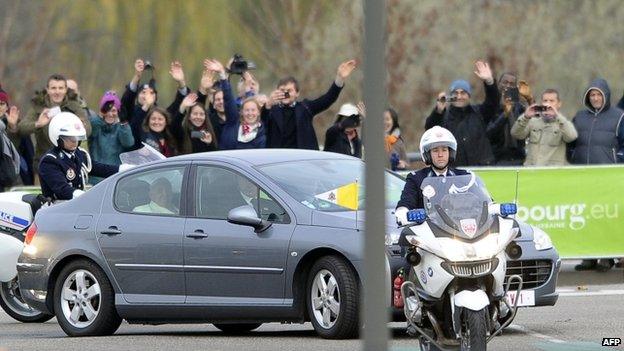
[396,166,469,211]
[39,147,118,201]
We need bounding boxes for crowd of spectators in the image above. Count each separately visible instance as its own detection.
[0,57,623,268]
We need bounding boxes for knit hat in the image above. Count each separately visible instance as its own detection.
[99,90,121,112]
[448,79,471,96]
[0,86,9,105]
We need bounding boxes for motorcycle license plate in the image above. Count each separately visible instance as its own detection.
[505,290,535,307]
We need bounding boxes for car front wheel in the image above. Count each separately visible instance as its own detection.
[53,259,122,336]
[306,255,359,339]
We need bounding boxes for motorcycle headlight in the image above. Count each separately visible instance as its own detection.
[533,227,553,251]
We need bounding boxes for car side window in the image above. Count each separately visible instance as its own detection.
[196,166,289,223]
[114,167,185,216]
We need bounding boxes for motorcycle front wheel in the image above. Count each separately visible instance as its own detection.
[461,308,488,351]
[0,278,54,323]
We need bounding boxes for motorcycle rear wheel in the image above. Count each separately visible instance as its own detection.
[0,278,54,323]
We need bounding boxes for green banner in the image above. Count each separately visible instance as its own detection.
[473,165,624,259]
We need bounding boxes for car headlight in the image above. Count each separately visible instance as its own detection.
[533,227,553,251]
[385,233,400,246]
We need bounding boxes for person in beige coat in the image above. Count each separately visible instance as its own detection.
[510,88,577,166]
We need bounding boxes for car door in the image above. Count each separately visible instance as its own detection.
[97,165,188,304]
[183,164,295,305]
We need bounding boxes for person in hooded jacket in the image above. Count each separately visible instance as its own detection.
[323,103,363,158]
[425,61,499,166]
[569,78,624,272]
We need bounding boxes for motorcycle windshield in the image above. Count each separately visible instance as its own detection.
[421,173,493,239]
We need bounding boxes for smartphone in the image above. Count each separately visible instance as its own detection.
[48,106,62,117]
[190,131,204,139]
[503,87,520,102]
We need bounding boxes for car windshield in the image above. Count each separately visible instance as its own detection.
[421,173,493,238]
[257,159,405,212]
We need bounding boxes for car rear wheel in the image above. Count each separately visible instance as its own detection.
[0,278,54,323]
[53,259,121,336]
[213,323,262,334]
[306,255,359,339]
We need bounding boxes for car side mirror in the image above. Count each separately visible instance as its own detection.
[227,205,272,233]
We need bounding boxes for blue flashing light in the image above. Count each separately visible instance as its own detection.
[500,203,517,217]
[407,209,427,224]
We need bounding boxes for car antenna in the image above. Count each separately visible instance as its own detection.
[513,169,520,219]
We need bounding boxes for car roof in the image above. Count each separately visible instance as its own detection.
[171,149,356,167]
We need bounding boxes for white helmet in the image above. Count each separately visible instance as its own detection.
[48,112,87,147]
[419,126,457,165]
[337,103,358,116]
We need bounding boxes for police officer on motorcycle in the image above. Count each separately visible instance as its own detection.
[39,112,126,201]
[395,126,469,225]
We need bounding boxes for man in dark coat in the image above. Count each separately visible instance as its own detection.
[425,61,499,166]
[262,59,357,150]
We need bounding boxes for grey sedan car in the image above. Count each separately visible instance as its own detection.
[17,150,406,338]
[16,150,559,338]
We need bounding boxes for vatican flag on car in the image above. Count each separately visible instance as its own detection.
[314,181,359,210]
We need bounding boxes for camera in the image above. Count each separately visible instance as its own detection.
[534,105,549,112]
[283,91,290,99]
[228,54,256,75]
[190,131,204,139]
[438,96,458,103]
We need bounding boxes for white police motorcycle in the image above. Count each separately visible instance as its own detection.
[399,173,523,351]
[0,192,54,322]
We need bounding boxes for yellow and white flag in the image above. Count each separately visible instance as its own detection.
[314,181,359,210]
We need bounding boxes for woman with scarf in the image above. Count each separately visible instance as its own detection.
[173,92,218,154]
[384,107,409,170]
[204,59,265,150]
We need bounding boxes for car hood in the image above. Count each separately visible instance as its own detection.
[311,209,401,234]
[515,221,535,242]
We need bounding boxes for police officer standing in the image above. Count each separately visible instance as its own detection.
[395,126,468,225]
[39,112,127,201]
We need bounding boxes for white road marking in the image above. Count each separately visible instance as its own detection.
[508,324,567,344]
[557,289,624,297]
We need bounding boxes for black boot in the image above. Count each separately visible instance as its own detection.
[596,259,614,272]
[574,259,597,271]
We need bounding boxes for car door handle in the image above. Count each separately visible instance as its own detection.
[186,230,208,239]
[100,226,122,236]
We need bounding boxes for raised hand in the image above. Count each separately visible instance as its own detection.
[473,60,493,84]
[436,91,447,113]
[169,61,186,88]
[356,101,366,118]
[199,70,215,94]
[134,59,145,76]
[336,59,358,81]
[7,105,19,127]
[34,108,51,129]
[180,93,198,112]
[203,59,225,74]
